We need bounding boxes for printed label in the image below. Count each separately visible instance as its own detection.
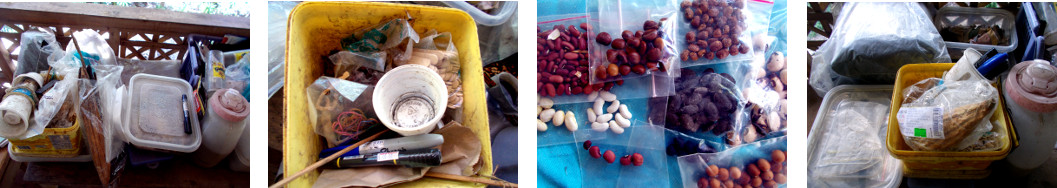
[377,151,399,161]
[211,61,226,79]
[897,107,945,139]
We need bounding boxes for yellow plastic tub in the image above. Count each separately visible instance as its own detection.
[9,119,82,158]
[283,2,491,187]
[886,63,1017,179]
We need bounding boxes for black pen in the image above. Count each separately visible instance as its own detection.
[182,94,192,134]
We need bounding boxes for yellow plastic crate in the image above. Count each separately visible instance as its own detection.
[886,63,1017,179]
[283,2,491,187]
[9,119,82,158]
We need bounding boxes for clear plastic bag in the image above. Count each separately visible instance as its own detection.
[16,29,63,75]
[304,76,379,147]
[664,62,748,147]
[810,2,951,95]
[536,13,595,103]
[341,18,419,68]
[225,53,250,100]
[677,136,787,188]
[808,100,902,188]
[204,49,227,96]
[676,0,773,67]
[896,74,999,151]
[591,0,680,84]
[268,2,298,98]
[54,30,117,75]
[401,30,463,109]
[574,124,669,188]
[77,65,124,185]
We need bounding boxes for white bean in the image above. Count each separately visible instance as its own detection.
[587,91,599,101]
[537,119,547,132]
[587,108,597,122]
[615,113,631,128]
[537,106,542,116]
[591,122,608,132]
[618,104,632,119]
[553,110,565,126]
[539,97,554,109]
[594,98,605,115]
[540,109,555,123]
[609,120,624,134]
[597,113,613,123]
[565,113,578,131]
[600,91,617,102]
[607,100,621,113]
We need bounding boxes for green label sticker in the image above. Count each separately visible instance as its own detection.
[914,128,926,137]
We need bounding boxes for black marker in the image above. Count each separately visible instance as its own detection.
[182,94,191,134]
[328,148,441,168]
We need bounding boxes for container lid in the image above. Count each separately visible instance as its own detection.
[1004,60,1057,112]
[208,88,249,122]
[808,85,902,188]
[123,74,201,153]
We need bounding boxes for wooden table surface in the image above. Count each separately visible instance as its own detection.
[0,146,249,187]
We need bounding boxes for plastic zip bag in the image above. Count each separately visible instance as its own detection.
[897,74,999,151]
[225,53,250,100]
[664,62,748,147]
[676,0,773,67]
[810,2,951,95]
[678,136,787,188]
[304,76,380,147]
[591,0,680,84]
[574,124,670,188]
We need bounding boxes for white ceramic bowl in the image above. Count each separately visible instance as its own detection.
[372,65,448,136]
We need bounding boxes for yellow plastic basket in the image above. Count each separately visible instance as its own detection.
[9,119,82,158]
[283,2,491,187]
[886,63,1017,179]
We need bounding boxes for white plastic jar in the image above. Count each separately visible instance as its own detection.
[1003,60,1057,172]
[193,88,249,167]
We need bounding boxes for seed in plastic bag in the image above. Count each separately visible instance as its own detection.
[590,146,601,158]
[603,150,615,163]
[611,39,626,49]
[757,159,771,172]
[710,178,721,188]
[762,170,773,181]
[540,109,555,123]
[772,150,785,163]
[747,164,760,176]
[764,180,777,188]
[752,176,763,187]
[566,113,579,131]
[609,120,624,134]
[718,168,729,180]
[537,119,547,132]
[607,64,619,77]
[553,110,565,126]
[697,177,708,188]
[730,166,742,180]
[706,164,719,177]
[596,32,612,45]
[632,153,643,166]
[583,140,593,150]
[622,30,634,39]
[620,155,631,165]
[775,174,786,184]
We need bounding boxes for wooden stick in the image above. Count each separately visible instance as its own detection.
[269,130,388,188]
[424,172,518,188]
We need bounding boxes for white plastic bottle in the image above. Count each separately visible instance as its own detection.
[1003,60,1057,173]
[194,88,249,167]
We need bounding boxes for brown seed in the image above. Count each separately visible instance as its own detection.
[622,30,634,40]
[619,65,631,75]
[632,65,647,74]
[762,170,774,181]
[710,40,723,51]
[739,45,749,54]
[764,181,777,188]
[681,50,689,61]
[644,30,659,41]
[628,51,641,64]
[717,49,729,59]
[596,32,612,45]
[686,32,696,43]
[589,146,600,158]
[773,162,784,174]
[627,37,642,49]
[612,39,626,49]
[752,176,762,187]
[596,66,608,79]
[647,48,662,62]
[757,159,771,172]
[710,179,721,188]
[724,180,734,188]
[644,20,659,30]
[698,178,708,188]
[775,174,786,184]
[719,168,729,180]
[606,49,619,63]
[707,165,719,177]
[730,167,742,180]
[545,83,556,97]
[655,38,665,48]
[632,153,644,166]
[548,75,563,83]
[580,22,592,31]
[747,164,760,176]
[772,150,785,163]
[688,44,701,52]
[607,64,619,77]
[564,52,579,60]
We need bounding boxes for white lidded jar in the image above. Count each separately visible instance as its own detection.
[193,88,249,167]
[1003,60,1057,172]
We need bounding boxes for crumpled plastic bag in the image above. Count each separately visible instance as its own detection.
[896,60,999,151]
[810,2,951,95]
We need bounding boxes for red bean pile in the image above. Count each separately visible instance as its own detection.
[538,23,615,97]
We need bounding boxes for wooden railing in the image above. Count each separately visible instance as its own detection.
[0,2,249,61]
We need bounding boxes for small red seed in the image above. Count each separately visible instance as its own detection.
[603,150,616,163]
[583,140,592,150]
[589,146,601,158]
[632,153,643,166]
[620,155,632,165]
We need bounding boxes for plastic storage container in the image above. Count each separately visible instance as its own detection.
[809,85,901,188]
[8,119,82,157]
[123,74,201,153]
[284,2,492,187]
[194,88,249,167]
[934,6,1018,58]
[886,63,1017,179]
[1002,60,1057,172]
[8,145,92,162]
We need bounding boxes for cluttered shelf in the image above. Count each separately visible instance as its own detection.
[0,2,250,187]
